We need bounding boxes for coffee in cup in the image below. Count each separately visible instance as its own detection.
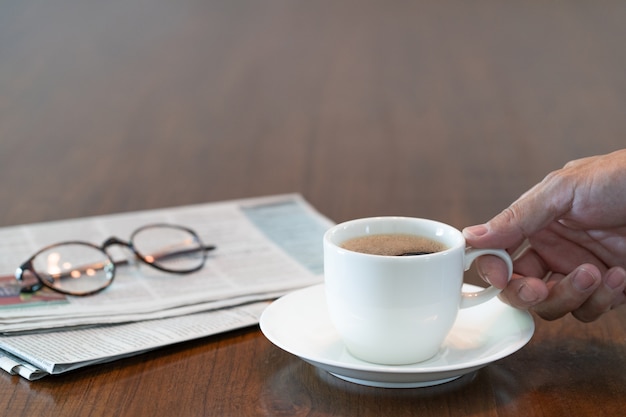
[340,233,448,256]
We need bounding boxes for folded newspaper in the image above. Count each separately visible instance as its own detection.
[0,194,333,380]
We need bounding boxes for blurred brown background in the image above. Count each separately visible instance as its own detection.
[2,0,624,231]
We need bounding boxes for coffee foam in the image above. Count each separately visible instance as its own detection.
[340,233,447,256]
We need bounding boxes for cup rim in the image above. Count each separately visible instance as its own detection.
[324,216,464,259]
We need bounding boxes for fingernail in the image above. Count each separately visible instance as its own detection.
[605,268,626,290]
[518,283,539,303]
[572,268,598,291]
[463,224,488,239]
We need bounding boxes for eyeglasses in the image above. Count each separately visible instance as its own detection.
[15,224,216,297]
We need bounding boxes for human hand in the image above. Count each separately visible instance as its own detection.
[463,150,626,322]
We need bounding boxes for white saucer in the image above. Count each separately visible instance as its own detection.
[260,284,534,388]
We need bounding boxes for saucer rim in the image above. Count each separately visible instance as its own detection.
[260,283,534,379]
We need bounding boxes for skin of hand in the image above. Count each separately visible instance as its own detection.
[463,149,626,322]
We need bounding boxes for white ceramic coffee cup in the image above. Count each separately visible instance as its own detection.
[323,216,513,365]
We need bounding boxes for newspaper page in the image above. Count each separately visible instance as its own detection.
[0,301,270,380]
[0,194,333,380]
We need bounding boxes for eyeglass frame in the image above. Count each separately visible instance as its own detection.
[14,223,216,297]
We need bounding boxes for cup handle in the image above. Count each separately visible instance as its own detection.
[460,248,513,309]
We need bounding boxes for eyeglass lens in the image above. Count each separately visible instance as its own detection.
[26,243,115,295]
[131,225,206,272]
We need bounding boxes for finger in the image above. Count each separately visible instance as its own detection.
[474,254,511,288]
[463,171,575,249]
[532,264,602,321]
[510,245,551,280]
[571,267,626,322]
[498,275,549,309]
[474,247,548,289]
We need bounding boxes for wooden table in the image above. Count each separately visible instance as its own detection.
[1,1,625,415]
